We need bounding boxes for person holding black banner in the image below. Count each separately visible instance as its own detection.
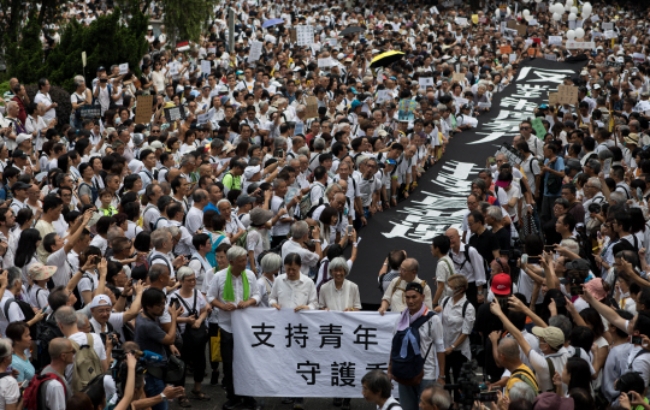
[207,245,260,410]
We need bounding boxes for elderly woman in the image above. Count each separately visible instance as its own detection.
[170,266,209,404]
[439,274,476,400]
[0,338,21,409]
[318,257,361,312]
[257,252,282,308]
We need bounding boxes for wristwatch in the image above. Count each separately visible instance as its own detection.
[160,393,167,401]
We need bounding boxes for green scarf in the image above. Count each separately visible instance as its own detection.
[223,266,249,302]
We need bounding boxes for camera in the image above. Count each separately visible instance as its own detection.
[631,336,643,345]
[443,362,496,408]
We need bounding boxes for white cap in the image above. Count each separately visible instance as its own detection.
[89,294,113,309]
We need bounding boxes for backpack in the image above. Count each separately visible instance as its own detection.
[78,182,98,204]
[510,367,539,396]
[148,254,172,273]
[298,190,314,220]
[390,311,435,385]
[206,232,227,268]
[23,372,67,410]
[4,298,37,337]
[441,297,470,317]
[69,333,103,392]
[305,198,326,219]
[153,216,168,230]
[34,314,64,372]
[72,272,96,310]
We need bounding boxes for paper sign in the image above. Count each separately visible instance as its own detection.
[376,90,390,104]
[248,41,263,62]
[455,17,468,26]
[169,63,179,76]
[604,30,617,39]
[430,6,439,14]
[531,117,547,139]
[557,85,579,105]
[134,95,154,125]
[79,105,102,119]
[548,36,563,45]
[207,47,216,54]
[499,45,513,55]
[544,53,557,61]
[197,108,214,125]
[318,58,333,67]
[201,60,212,75]
[119,63,129,75]
[630,36,638,45]
[590,15,600,22]
[515,24,527,37]
[305,96,319,119]
[419,77,434,91]
[471,14,479,24]
[633,53,646,64]
[565,41,596,49]
[296,25,315,47]
[164,106,186,123]
[477,102,491,109]
[509,53,517,63]
[548,93,559,106]
[329,38,338,47]
[452,72,466,83]
[602,22,614,31]
[569,20,577,30]
[528,19,538,26]
[289,29,297,43]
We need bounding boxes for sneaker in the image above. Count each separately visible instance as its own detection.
[211,371,220,386]
[223,398,244,410]
[293,398,304,410]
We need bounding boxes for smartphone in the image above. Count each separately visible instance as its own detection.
[554,297,566,309]
[41,307,48,314]
[544,245,555,252]
[479,391,498,402]
[570,285,584,295]
[520,253,528,265]
[309,225,314,239]
[638,187,644,202]
[347,225,354,235]
[632,335,643,345]
[528,256,541,264]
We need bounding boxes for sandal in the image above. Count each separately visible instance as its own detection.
[178,397,192,407]
[191,390,211,401]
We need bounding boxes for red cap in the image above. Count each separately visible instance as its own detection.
[491,273,512,296]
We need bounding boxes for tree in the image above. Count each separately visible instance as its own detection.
[41,8,149,91]
[6,13,48,85]
[161,0,219,44]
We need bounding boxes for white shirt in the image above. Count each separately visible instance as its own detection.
[448,243,487,286]
[34,91,57,122]
[207,268,260,333]
[281,239,320,277]
[441,295,476,360]
[47,247,72,288]
[318,279,361,311]
[185,206,204,234]
[0,375,20,409]
[393,310,445,380]
[0,292,25,336]
[269,273,318,310]
[381,276,433,313]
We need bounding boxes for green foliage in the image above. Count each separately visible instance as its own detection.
[6,9,148,93]
[0,81,10,98]
[6,15,48,85]
[163,0,218,43]
[46,9,149,92]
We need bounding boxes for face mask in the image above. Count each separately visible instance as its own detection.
[114,117,121,125]
[178,57,183,62]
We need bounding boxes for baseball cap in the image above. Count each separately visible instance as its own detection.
[490,273,512,296]
[532,326,565,350]
[243,165,261,180]
[11,149,28,159]
[11,182,30,192]
[28,263,57,281]
[89,294,113,309]
[16,133,31,146]
[350,100,362,110]
[149,141,164,150]
[405,282,424,294]
[236,195,257,207]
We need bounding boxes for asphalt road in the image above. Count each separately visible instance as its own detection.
[169,374,377,410]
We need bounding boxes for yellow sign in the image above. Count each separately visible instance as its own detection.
[472,14,479,24]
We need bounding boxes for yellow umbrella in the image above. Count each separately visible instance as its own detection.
[369,50,406,68]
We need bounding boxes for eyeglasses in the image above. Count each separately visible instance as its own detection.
[519,126,530,130]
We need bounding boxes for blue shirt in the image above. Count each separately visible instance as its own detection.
[543,156,565,196]
[12,353,35,383]
[204,202,220,215]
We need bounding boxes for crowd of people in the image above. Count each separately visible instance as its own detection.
[0,0,649,410]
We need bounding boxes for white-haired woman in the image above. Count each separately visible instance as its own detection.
[318,257,360,409]
[70,74,92,129]
[170,267,210,404]
[257,252,282,308]
[318,257,361,311]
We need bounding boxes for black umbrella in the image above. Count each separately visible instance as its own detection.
[340,26,364,36]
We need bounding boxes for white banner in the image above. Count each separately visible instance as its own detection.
[232,308,399,398]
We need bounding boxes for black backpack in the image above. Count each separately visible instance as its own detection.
[33,314,64,372]
[390,311,434,383]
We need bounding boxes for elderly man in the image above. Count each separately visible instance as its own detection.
[1,101,25,152]
[378,257,433,314]
[39,338,75,410]
[207,246,260,410]
[281,221,322,278]
[445,228,486,308]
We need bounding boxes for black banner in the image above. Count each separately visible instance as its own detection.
[79,105,102,119]
[352,58,585,306]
